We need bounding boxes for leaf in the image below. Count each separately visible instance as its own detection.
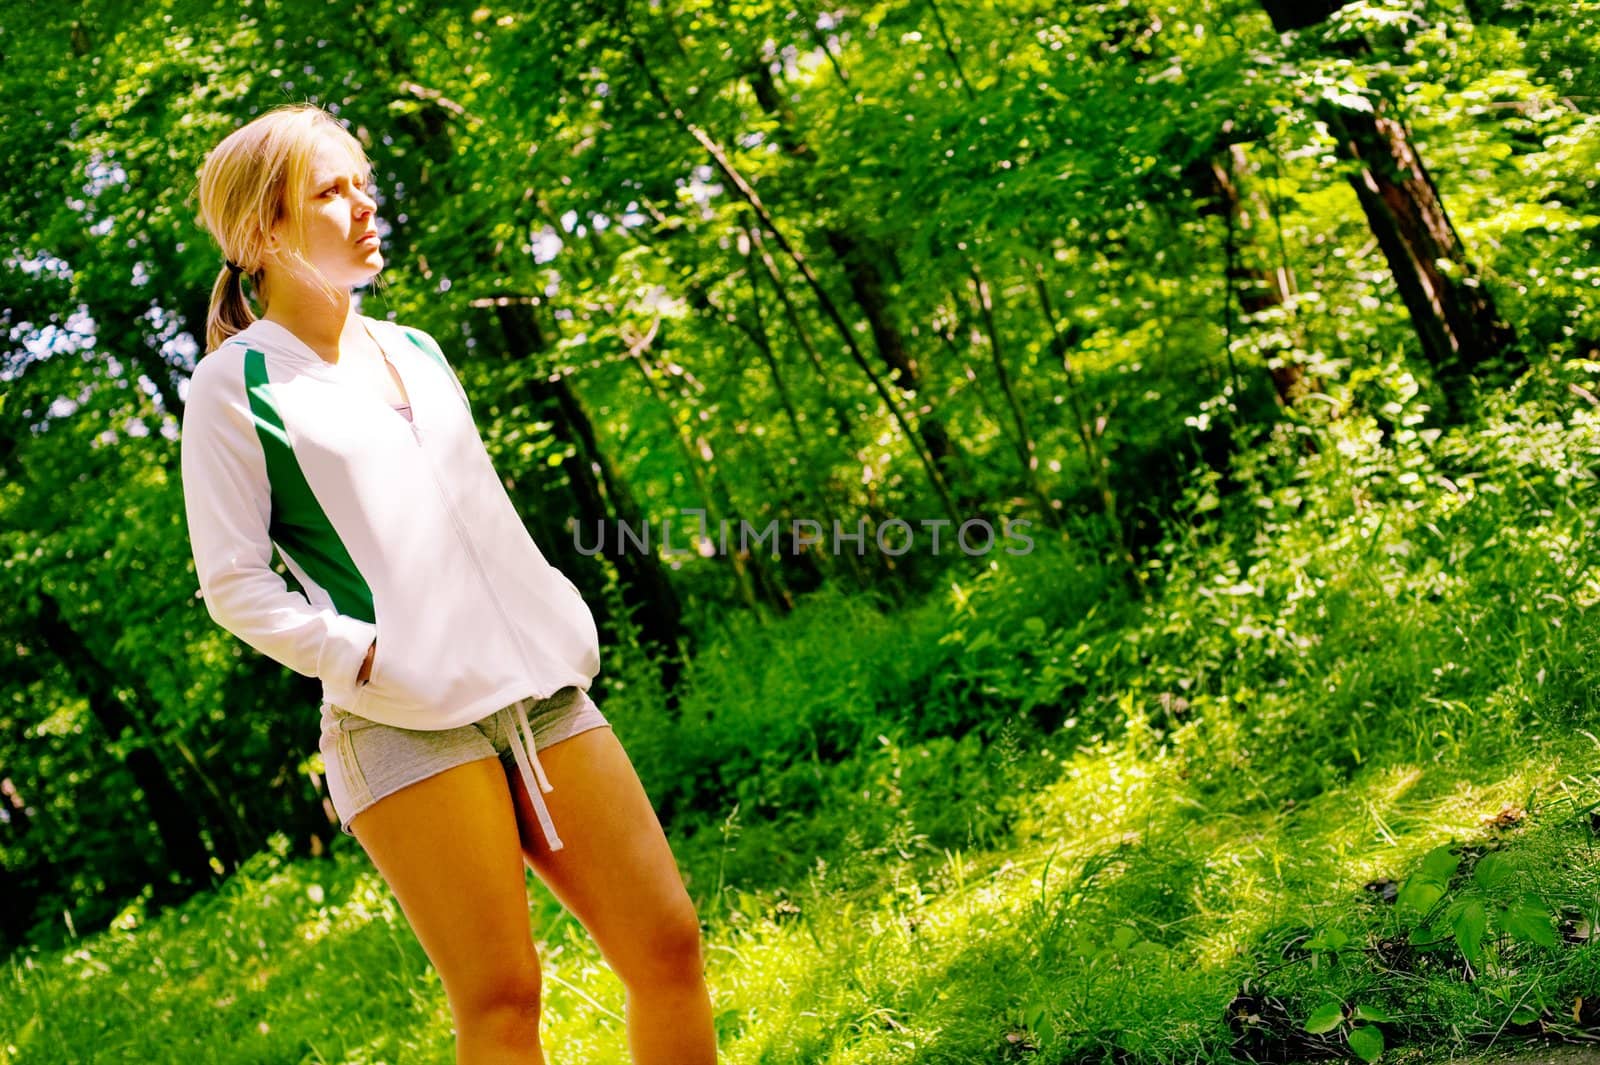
[1305,1001,1345,1034]
[1353,1004,1395,1023]
[1504,896,1558,948]
[1035,1013,1058,1051]
[1419,845,1461,883]
[1473,853,1513,890]
[1455,899,1488,969]
[1347,1024,1385,1062]
[1408,924,1443,947]
[1306,926,1351,952]
[1398,876,1446,914]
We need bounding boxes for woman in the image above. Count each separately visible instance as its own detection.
[181,103,717,1064]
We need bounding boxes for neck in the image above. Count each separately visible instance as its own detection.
[261,281,364,364]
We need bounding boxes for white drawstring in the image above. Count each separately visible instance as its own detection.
[504,697,563,851]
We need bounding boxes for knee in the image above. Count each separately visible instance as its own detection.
[623,901,706,989]
[450,963,543,1029]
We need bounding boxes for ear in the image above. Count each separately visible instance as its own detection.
[261,222,287,266]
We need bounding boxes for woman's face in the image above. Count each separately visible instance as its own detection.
[267,131,382,289]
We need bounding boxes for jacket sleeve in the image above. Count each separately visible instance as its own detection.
[180,354,376,708]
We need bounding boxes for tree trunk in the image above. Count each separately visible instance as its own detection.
[621,317,766,613]
[1029,261,1136,576]
[1260,0,1519,407]
[965,264,1061,526]
[33,594,220,893]
[740,225,867,591]
[745,60,966,493]
[489,300,687,694]
[627,64,961,522]
[1187,141,1312,405]
[1259,0,1355,31]
[747,224,855,438]
[1334,107,1519,392]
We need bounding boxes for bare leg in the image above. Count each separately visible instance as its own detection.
[350,756,547,1064]
[507,726,718,1065]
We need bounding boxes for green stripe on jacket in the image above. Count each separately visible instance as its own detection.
[400,326,473,418]
[243,349,375,623]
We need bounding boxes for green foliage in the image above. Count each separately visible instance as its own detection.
[7,0,1600,1060]
[13,357,1600,1058]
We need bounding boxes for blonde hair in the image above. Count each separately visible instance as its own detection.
[195,103,374,353]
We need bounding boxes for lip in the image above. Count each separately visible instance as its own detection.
[356,231,380,246]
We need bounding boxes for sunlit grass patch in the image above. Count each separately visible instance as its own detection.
[13,363,1600,1062]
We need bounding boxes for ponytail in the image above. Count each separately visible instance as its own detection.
[204,260,258,354]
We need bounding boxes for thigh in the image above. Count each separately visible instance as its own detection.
[350,755,541,1007]
[508,727,704,985]
[319,705,500,837]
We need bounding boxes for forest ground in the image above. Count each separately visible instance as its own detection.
[9,364,1600,1063]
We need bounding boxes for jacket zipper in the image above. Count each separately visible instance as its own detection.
[319,335,544,691]
[378,348,425,447]
[395,375,544,687]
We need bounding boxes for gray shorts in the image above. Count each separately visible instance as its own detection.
[318,686,610,837]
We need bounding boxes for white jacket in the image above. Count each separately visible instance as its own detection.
[180,314,601,847]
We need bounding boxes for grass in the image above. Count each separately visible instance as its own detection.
[9,723,1598,1062]
[8,359,1600,1063]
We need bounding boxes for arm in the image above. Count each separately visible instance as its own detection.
[180,355,376,707]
